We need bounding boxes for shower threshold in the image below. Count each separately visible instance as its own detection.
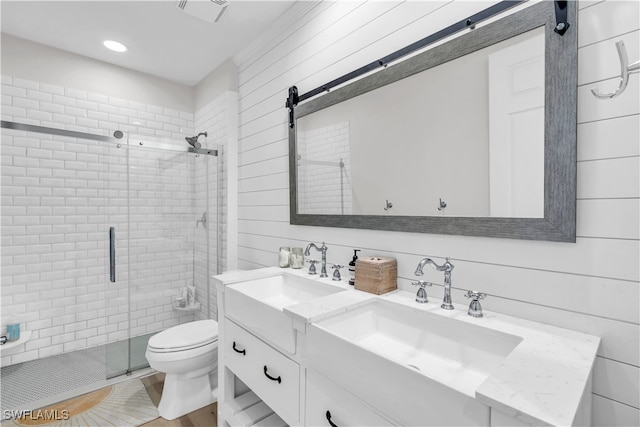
[1,333,155,413]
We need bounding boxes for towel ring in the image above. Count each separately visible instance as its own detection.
[591,40,640,100]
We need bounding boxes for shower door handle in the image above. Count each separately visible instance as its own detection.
[109,227,116,283]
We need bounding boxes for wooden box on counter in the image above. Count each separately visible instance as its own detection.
[354,256,397,295]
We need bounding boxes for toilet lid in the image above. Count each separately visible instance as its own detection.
[148,319,218,352]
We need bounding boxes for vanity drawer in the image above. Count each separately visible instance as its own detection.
[306,369,394,427]
[224,318,300,424]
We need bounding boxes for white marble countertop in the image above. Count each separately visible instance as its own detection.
[212,267,284,286]
[382,291,600,427]
[213,268,601,427]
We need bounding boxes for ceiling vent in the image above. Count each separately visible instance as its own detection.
[176,0,229,24]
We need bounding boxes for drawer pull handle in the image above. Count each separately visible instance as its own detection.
[263,365,281,384]
[326,410,338,427]
[232,341,246,355]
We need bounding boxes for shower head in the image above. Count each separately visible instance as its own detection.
[185,131,207,149]
[185,136,201,149]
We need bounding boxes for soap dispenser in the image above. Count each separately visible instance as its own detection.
[348,249,361,286]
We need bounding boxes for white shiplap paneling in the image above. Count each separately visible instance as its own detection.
[577,115,639,161]
[234,1,640,425]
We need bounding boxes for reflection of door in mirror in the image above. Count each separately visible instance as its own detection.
[489,28,545,218]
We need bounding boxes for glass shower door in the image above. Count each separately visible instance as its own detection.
[126,140,198,372]
[102,135,131,378]
[0,121,119,407]
[102,134,220,378]
[194,148,223,320]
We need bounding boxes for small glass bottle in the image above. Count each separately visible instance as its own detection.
[174,296,186,308]
[6,316,20,341]
[279,247,291,268]
[290,247,304,269]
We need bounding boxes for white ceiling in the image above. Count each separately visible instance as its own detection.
[1,1,295,87]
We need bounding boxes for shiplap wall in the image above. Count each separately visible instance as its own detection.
[233,1,639,425]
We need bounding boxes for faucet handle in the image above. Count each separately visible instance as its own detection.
[331,264,344,281]
[411,281,433,304]
[464,290,486,300]
[464,290,486,318]
[411,280,433,288]
[307,259,319,275]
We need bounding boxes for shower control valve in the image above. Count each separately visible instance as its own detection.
[307,259,319,275]
[331,264,344,281]
[196,211,207,228]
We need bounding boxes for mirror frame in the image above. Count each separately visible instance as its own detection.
[289,1,576,242]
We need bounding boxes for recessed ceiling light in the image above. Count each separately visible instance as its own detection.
[103,40,127,53]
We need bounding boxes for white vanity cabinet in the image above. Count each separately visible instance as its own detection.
[305,321,490,427]
[215,269,337,427]
[214,269,600,427]
[224,318,301,424]
[306,369,394,427]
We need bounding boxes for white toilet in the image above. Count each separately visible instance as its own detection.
[145,319,219,420]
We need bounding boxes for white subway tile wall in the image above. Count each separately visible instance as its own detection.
[298,121,352,215]
[193,93,232,322]
[1,75,224,367]
[125,144,197,339]
[1,77,193,141]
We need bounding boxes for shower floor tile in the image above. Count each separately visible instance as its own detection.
[1,346,106,411]
[1,334,154,412]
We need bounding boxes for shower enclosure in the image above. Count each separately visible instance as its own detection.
[0,121,222,410]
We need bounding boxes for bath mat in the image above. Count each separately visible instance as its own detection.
[2,379,159,427]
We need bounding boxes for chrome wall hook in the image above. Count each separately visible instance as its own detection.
[592,40,640,100]
[384,200,393,211]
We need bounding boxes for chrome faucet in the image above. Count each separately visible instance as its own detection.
[304,242,328,278]
[415,257,455,310]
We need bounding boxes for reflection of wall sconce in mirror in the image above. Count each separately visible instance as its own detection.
[591,40,639,100]
[384,200,393,211]
[438,198,447,212]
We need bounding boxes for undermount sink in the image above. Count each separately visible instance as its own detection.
[306,299,523,425]
[312,298,522,396]
[225,272,345,353]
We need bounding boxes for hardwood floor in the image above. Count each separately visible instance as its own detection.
[140,373,218,427]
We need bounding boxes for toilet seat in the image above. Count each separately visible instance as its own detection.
[148,319,218,353]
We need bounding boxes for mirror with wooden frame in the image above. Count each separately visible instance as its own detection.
[289,1,577,242]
